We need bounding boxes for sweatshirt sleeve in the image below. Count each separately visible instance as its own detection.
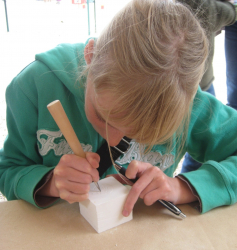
[179,89,237,213]
[0,62,57,208]
[178,0,236,31]
[206,0,236,31]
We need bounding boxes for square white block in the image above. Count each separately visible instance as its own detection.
[79,176,133,233]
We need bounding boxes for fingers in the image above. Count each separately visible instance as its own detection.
[122,170,152,216]
[53,152,100,204]
[139,168,170,200]
[54,166,93,184]
[122,161,172,217]
[125,160,148,180]
[54,168,92,204]
[85,152,100,169]
[125,160,141,179]
[86,152,100,182]
[55,178,90,195]
[58,153,100,182]
[122,161,151,216]
[59,190,89,204]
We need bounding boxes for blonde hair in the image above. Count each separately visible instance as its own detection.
[85,0,208,152]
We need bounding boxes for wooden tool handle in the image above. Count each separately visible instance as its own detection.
[47,100,86,158]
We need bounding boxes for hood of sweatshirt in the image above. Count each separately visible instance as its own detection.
[35,43,86,99]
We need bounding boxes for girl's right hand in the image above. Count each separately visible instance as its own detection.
[39,152,100,204]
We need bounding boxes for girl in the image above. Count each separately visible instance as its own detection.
[1,0,237,217]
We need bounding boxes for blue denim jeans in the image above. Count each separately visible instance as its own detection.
[181,84,215,173]
[225,21,237,111]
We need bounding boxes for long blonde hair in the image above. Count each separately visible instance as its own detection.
[85,0,208,152]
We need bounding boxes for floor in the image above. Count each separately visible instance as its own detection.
[0,0,228,201]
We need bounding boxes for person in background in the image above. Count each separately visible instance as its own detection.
[179,0,236,173]
[225,1,237,111]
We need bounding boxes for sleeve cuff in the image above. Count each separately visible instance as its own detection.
[176,175,202,212]
[16,165,57,208]
[34,170,60,208]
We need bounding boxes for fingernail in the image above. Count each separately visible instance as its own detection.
[123,210,129,217]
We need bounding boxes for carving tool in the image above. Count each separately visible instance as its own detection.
[47,100,101,192]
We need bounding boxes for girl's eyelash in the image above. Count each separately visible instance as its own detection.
[95,112,105,122]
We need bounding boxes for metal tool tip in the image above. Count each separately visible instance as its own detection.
[94,182,101,192]
[179,212,186,219]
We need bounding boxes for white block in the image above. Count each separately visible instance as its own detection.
[79,176,133,233]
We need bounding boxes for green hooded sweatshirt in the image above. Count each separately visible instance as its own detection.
[1,42,237,214]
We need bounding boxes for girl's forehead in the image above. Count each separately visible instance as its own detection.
[87,79,130,123]
[89,87,117,113]
[96,91,116,109]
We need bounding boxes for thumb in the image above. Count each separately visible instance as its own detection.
[85,152,100,169]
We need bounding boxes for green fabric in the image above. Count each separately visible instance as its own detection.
[1,43,237,214]
[179,89,237,213]
[0,43,105,208]
[178,0,236,91]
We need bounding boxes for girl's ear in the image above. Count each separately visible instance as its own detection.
[84,39,95,65]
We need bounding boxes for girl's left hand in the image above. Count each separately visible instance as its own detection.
[121,160,197,217]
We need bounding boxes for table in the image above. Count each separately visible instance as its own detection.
[0,199,237,250]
